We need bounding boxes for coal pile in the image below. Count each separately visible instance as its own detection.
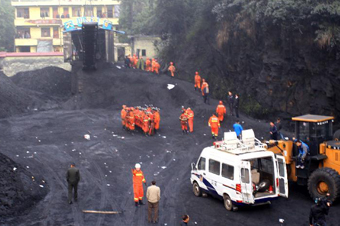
[11,67,72,100]
[0,71,43,118]
[0,153,48,219]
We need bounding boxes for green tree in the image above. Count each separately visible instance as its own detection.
[0,0,15,51]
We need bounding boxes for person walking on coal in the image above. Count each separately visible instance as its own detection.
[269,121,278,140]
[216,101,227,122]
[233,120,243,139]
[168,62,176,78]
[234,94,240,118]
[276,118,284,139]
[208,113,220,139]
[295,140,309,169]
[132,163,147,207]
[181,215,190,226]
[227,91,234,116]
[66,163,80,204]
[125,56,131,68]
[186,108,194,133]
[309,197,330,226]
[201,80,209,104]
[146,181,160,223]
[194,72,201,91]
[179,110,189,134]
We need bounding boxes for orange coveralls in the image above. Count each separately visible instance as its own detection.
[154,62,160,74]
[132,55,137,68]
[186,109,194,132]
[194,73,201,89]
[131,169,146,202]
[121,108,127,127]
[127,110,135,130]
[216,104,227,122]
[201,81,208,96]
[146,59,151,71]
[168,65,176,77]
[154,111,160,130]
[143,113,150,134]
[208,114,220,137]
[179,113,188,131]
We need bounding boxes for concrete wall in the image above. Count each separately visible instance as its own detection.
[132,36,161,59]
[0,56,71,77]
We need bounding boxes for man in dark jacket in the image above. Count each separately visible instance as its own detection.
[227,91,234,116]
[309,198,330,226]
[125,55,131,68]
[276,118,283,139]
[269,122,278,140]
[234,94,239,118]
[66,163,80,204]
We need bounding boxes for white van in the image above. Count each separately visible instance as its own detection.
[190,129,288,211]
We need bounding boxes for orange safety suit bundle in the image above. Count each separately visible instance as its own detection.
[208,114,220,137]
[186,108,194,132]
[179,113,188,132]
[216,102,227,122]
[121,106,127,127]
[168,63,176,77]
[201,80,208,96]
[131,169,146,202]
[153,110,160,130]
[146,58,151,71]
[194,72,201,89]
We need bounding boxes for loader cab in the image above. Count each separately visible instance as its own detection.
[293,114,334,156]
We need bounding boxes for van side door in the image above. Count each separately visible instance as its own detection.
[204,158,221,197]
[240,161,255,204]
[276,155,289,198]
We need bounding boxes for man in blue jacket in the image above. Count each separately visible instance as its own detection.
[295,140,309,169]
[233,120,243,139]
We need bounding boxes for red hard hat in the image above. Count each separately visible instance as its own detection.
[219,101,223,104]
[195,71,198,74]
[170,62,173,65]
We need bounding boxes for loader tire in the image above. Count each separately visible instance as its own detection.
[308,167,340,203]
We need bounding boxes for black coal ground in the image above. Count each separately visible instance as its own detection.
[0,65,339,226]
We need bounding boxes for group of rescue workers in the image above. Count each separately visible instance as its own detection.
[125,54,161,74]
[121,105,160,136]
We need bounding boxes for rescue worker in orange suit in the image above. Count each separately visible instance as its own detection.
[179,110,188,134]
[186,108,194,133]
[216,101,227,122]
[153,109,160,133]
[127,108,135,131]
[146,58,151,72]
[132,54,137,68]
[154,60,160,74]
[143,112,150,135]
[121,105,127,129]
[168,62,176,78]
[151,59,155,72]
[132,163,146,207]
[208,113,220,139]
[194,72,201,91]
[147,108,154,135]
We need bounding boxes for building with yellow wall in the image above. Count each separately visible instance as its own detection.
[12,0,120,53]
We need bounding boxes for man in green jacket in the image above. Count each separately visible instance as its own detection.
[66,163,80,204]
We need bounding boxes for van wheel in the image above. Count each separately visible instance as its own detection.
[193,182,202,197]
[223,195,233,211]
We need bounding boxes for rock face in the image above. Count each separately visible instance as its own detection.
[163,17,340,122]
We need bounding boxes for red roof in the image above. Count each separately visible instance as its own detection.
[0,52,63,58]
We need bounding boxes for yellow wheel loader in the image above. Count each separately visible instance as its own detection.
[267,114,340,203]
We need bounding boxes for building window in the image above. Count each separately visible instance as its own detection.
[41,28,51,37]
[141,49,146,57]
[16,28,30,39]
[53,7,59,18]
[97,7,102,18]
[62,7,69,18]
[17,8,29,19]
[40,7,49,18]
[107,7,113,18]
[72,7,81,17]
[209,159,220,175]
[19,46,31,52]
[84,7,93,17]
[53,27,59,38]
[114,5,120,18]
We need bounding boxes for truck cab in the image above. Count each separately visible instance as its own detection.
[190,129,288,211]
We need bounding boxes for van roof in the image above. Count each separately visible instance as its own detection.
[201,146,274,161]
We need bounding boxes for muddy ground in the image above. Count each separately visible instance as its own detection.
[0,65,339,226]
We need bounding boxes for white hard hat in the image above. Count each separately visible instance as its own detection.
[135,163,141,169]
